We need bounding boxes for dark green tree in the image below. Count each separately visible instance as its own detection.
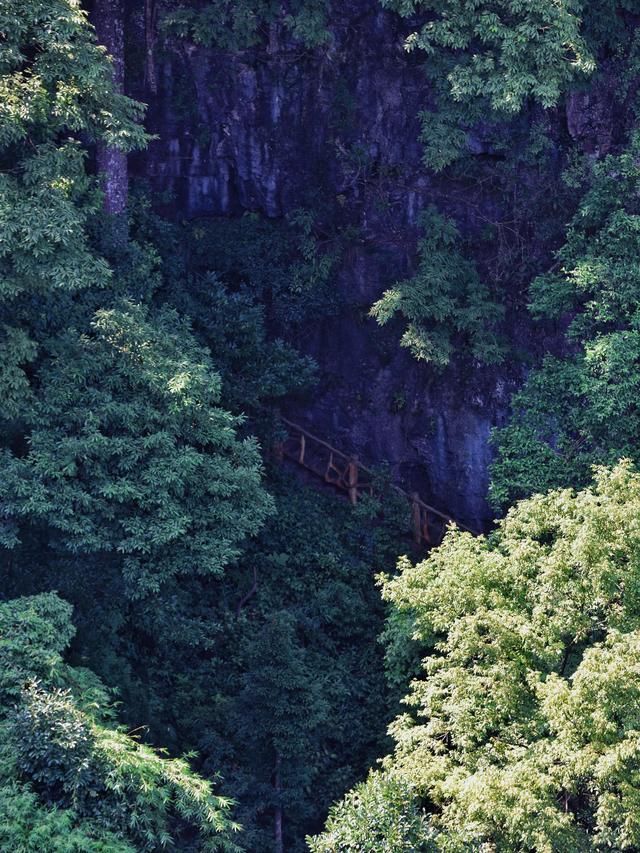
[0,0,272,595]
[491,135,640,508]
[102,476,408,853]
[0,592,241,851]
[0,302,273,595]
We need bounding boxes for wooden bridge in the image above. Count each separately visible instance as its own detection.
[276,417,477,546]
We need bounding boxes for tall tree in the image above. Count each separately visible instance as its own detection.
[0,0,273,597]
[105,476,405,853]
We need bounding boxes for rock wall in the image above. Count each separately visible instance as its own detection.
[127,1,553,530]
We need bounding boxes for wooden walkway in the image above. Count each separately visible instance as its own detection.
[276,417,477,546]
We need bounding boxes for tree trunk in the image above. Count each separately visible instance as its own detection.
[144,0,158,95]
[91,0,128,215]
[274,751,283,853]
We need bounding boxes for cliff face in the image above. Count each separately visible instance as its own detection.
[128,1,557,529]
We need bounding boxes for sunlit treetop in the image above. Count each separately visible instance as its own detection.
[382,0,594,111]
[381,0,595,169]
[0,0,147,151]
[313,461,640,850]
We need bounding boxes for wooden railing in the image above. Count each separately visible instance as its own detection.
[276,417,478,546]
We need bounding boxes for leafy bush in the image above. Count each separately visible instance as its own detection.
[308,771,434,852]
[370,207,505,367]
[382,0,594,169]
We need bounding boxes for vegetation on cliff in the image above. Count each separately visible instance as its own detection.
[3,0,640,851]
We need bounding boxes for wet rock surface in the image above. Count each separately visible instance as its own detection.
[127,0,561,529]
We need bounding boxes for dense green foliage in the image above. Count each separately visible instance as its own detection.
[161,0,330,50]
[370,207,505,366]
[6,0,640,850]
[0,593,240,851]
[490,136,640,508]
[381,0,594,169]
[0,4,409,850]
[312,462,640,850]
[0,1,278,847]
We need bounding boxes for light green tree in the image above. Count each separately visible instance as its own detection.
[308,772,434,852]
[312,461,640,850]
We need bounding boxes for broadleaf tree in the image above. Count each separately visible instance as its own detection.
[0,592,242,851]
[490,134,640,508]
[381,0,595,169]
[311,461,640,850]
[0,3,276,846]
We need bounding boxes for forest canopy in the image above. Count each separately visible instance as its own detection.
[3,0,640,851]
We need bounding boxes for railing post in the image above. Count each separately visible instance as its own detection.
[422,511,431,545]
[411,493,422,545]
[275,417,470,538]
[348,456,359,505]
[325,452,334,482]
